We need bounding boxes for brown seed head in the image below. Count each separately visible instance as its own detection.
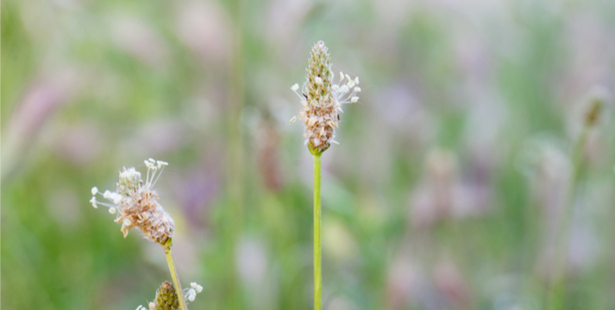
[90,159,174,246]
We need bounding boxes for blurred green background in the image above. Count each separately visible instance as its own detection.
[2,0,615,309]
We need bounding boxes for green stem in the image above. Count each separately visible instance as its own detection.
[313,153,322,310]
[546,127,589,310]
[164,240,189,310]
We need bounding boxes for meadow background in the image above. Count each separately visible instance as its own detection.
[2,0,615,309]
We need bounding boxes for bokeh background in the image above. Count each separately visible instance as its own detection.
[2,0,615,309]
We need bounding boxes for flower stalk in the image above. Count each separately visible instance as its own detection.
[546,87,608,310]
[291,41,360,310]
[164,239,189,310]
[313,152,322,310]
[90,159,202,310]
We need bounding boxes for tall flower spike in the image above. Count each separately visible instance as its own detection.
[290,41,361,155]
[89,159,174,246]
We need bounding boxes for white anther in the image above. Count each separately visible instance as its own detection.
[187,288,196,301]
[191,282,203,293]
[112,194,122,204]
[347,79,355,88]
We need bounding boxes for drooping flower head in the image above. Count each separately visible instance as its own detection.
[90,158,174,246]
[290,41,361,155]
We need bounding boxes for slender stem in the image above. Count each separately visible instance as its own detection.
[313,153,322,310]
[546,127,589,310]
[164,240,189,310]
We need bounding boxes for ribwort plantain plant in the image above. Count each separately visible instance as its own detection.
[290,41,360,310]
[90,159,202,310]
[546,87,610,310]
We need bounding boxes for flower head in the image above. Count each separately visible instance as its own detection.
[290,41,361,155]
[153,281,179,310]
[90,158,174,246]
[135,280,203,310]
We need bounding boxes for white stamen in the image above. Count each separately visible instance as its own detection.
[354,77,359,84]
[339,71,344,82]
[112,194,122,204]
[109,208,116,214]
[187,288,196,301]
[91,187,98,195]
[191,282,203,293]
[290,116,297,124]
[103,190,111,199]
[351,96,359,103]
[354,87,361,92]
[90,197,98,208]
[347,79,355,88]
[291,84,299,91]
[123,218,131,226]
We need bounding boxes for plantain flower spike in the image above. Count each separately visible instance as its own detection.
[135,281,203,310]
[290,41,360,155]
[153,281,180,310]
[90,158,174,246]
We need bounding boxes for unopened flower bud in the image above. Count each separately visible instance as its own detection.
[584,85,610,127]
[154,281,179,310]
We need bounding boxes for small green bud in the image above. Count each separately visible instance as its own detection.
[154,281,180,310]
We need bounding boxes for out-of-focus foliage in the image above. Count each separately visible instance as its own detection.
[2,0,615,309]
